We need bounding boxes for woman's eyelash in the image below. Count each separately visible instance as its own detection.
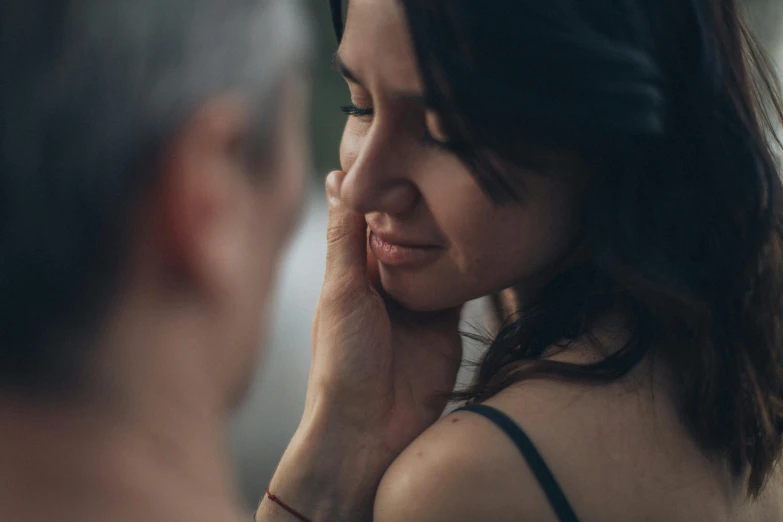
[340,102,465,154]
[340,103,373,117]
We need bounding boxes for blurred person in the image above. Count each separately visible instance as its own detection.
[0,1,311,521]
[257,0,783,521]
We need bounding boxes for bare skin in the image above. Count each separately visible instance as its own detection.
[257,172,464,521]
[375,347,783,521]
[336,0,585,313]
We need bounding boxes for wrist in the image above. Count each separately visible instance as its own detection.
[261,407,395,521]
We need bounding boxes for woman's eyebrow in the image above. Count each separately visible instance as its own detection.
[333,52,429,107]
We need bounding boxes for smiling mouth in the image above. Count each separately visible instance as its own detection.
[369,232,443,268]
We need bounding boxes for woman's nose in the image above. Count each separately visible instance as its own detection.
[340,177,419,216]
[339,137,419,217]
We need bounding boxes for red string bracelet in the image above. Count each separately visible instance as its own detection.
[266,488,314,522]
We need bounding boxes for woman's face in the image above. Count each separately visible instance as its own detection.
[337,0,584,311]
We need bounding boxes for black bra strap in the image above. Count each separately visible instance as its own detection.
[455,403,580,522]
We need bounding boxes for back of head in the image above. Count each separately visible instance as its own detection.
[0,0,309,395]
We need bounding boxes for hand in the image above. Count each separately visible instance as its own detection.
[260,171,462,521]
[306,170,463,461]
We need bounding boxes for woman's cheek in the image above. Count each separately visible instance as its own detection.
[339,127,363,172]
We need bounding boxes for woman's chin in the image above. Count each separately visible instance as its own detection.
[379,273,467,312]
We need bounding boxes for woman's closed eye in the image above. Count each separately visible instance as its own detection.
[340,103,459,152]
[340,102,373,119]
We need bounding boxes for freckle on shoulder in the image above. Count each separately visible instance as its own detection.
[374,409,561,522]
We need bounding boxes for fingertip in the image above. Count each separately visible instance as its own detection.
[325,170,346,207]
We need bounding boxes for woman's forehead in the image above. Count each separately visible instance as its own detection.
[339,0,423,95]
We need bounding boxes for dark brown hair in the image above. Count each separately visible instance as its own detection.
[332,0,783,496]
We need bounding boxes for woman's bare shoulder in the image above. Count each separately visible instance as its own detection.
[482,372,742,521]
[373,404,562,522]
[375,364,743,522]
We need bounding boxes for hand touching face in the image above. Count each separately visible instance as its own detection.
[336,0,583,311]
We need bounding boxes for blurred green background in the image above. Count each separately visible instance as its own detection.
[306,0,346,177]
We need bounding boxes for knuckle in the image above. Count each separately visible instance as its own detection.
[326,217,352,246]
[323,264,365,292]
[320,280,366,314]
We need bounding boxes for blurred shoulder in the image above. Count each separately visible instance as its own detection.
[373,402,562,522]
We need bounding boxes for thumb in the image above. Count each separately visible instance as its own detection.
[324,171,368,288]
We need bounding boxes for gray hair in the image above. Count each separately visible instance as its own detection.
[0,0,311,392]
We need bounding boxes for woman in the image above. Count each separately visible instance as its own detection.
[259,0,783,520]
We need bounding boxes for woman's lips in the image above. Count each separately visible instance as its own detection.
[369,232,443,268]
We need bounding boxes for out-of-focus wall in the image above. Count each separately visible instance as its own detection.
[304,0,345,177]
[230,0,783,509]
[230,191,326,506]
[743,0,783,57]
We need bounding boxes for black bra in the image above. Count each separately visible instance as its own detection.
[455,403,580,522]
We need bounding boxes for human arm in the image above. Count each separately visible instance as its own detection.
[255,171,463,521]
[254,411,388,521]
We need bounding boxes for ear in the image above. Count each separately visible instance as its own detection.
[151,96,256,299]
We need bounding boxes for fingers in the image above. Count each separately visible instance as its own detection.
[324,171,369,292]
[366,246,383,294]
